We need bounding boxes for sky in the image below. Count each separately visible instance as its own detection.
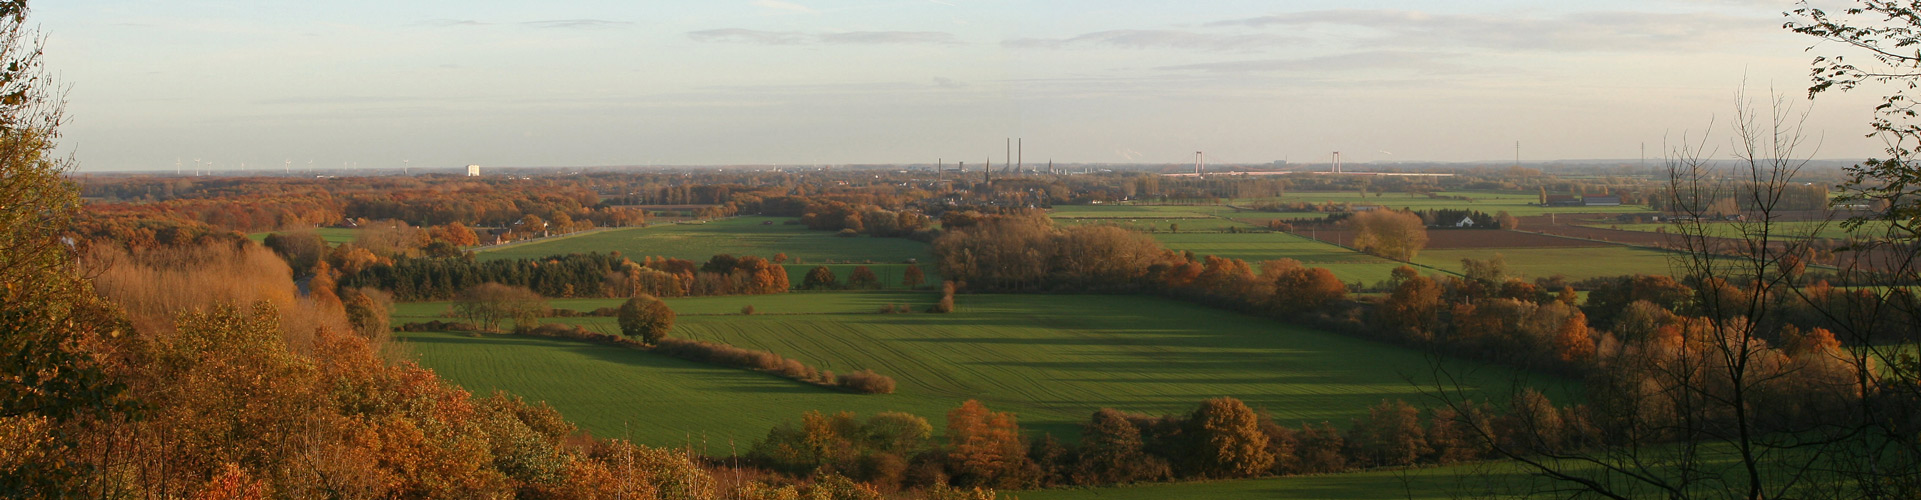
[36,0,1897,171]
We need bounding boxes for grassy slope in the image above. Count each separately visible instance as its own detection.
[1599,220,1895,240]
[1232,190,1648,216]
[471,216,935,289]
[247,227,358,245]
[395,292,1571,447]
[1021,462,1542,500]
[473,216,928,264]
[1151,232,1414,284]
[1414,246,1681,282]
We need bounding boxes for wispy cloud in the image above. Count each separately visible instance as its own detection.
[688,28,807,45]
[522,19,634,29]
[689,29,958,45]
[1156,50,1460,74]
[755,0,816,14]
[422,19,493,27]
[819,31,958,45]
[421,18,632,29]
[1207,9,1760,52]
[1005,29,1296,51]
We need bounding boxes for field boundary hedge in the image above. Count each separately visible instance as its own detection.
[397,320,897,394]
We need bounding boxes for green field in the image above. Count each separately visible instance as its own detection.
[1598,220,1897,241]
[1234,190,1647,216]
[1023,461,1539,500]
[247,227,358,245]
[395,292,1570,447]
[474,216,929,265]
[1152,232,1421,284]
[1414,246,1681,282]
[1049,205,1267,233]
[1057,218,1259,233]
[1048,205,1237,219]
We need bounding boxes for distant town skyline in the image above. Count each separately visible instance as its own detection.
[42,0,1891,172]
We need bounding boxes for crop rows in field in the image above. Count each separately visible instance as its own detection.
[394,292,1571,447]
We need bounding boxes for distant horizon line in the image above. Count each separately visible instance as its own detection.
[71,157,1869,175]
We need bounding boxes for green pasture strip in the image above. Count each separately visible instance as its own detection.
[397,292,1572,447]
[473,216,930,265]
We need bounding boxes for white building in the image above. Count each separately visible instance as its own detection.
[466,164,481,177]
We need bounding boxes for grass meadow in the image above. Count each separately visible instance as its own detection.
[1231,190,1647,216]
[474,216,929,265]
[247,227,359,245]
[1021,461,1544,500]
[393,292,1573,448]
[1151,232,1426,284]
[1413,246,1682,282]
[1599,220,1896,240]
[471,216,934,289]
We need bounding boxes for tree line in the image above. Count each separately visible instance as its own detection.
[333,251,791,301]
[744,393,1581,493]
[930,191,1919,497]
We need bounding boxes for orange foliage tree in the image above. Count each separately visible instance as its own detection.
[944,400,1033,489]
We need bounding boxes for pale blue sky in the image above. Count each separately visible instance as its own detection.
[38,0,1884,171]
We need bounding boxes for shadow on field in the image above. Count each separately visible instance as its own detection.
[560,340,849,395]
[400,334,535,347]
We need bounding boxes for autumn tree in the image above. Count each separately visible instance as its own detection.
[803,266,839,290]
[0,3,130,491]
[929,281,957,313]
[1074,409,1167,485]
[340,287,392,341]
[1292,422,1347,474]
[732,255,790,294]
[862,411,932,456]
[1345,399,1428,467]
[902,265,926,288]
[847,266,880,290]
[261,229,328,275]
[617,294,675,343]
[1381,275,1444,338]
[945,400,1033,489]
[1347,209,1428,261]
[356,219,430,258]
[453,283,547,331]
[430,222,480,246]
[1183,397,1273,478]
[1268,267,1347,315]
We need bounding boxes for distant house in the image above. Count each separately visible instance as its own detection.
[466,164,481,176]
[1454,217,1476,228]
[1543,194,1581,207]
[1583,195,1622,206]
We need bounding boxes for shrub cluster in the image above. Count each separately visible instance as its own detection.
[652,337,896,394]
[748,395,1563,493]
[397,320,480,332]
[836,370,897,394]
